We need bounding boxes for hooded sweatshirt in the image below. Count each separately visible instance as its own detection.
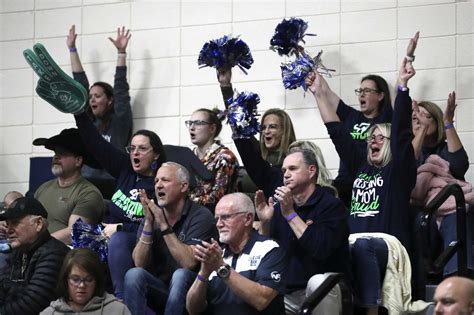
[40,292,131,315]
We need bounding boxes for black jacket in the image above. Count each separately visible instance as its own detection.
[0,230,69,315]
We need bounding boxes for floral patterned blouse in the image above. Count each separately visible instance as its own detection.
[190,142,239,211]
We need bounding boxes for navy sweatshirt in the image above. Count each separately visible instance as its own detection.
[326,90,416,249]
[75,112,154,232]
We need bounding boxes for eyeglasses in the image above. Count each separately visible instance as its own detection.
[355,88,380,96]
[125,145,153,154]
[214,212,248,223]
[68,275,95,287]
[366,135,390,143]
[185,120,211,128]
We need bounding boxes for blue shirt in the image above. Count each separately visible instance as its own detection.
[206,230,287,315]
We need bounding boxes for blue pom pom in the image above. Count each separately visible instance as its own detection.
[198,35,254,74]
[72,219,108,263]
[281,54,315,90]
[270,18,315,56]
[226,91,261,138]
[280,51,335,91]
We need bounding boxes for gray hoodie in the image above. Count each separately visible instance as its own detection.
[40,293,131,315]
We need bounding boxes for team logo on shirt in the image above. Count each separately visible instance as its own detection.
[351,173,383,217]
[271,271,281,282]
[350,122,371,140]
[249,255,262,267]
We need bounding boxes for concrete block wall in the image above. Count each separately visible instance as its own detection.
[0,0,472,196]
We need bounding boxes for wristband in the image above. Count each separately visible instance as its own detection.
[161,226,174,236]
[398,85,408,92]
[196,274,207,282]
[286,212,298,222]
[118,51,126,56]
[406,55,415,62]
[445,122,454,130]
[69,47,77,53]
[139,238,153,245]
[142,230,153,236]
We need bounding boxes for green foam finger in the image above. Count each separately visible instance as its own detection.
[23,49,53,82]
[33,43,88,100]
[23,43,88,114]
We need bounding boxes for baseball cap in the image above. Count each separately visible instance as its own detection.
[0,197,48,220]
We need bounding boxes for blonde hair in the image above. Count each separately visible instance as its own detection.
[289,140,337,194]
[259,109,296,163]
[367,123,392,168]
[417,101,446,145]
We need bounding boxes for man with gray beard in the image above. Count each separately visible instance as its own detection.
[33,128,104,244]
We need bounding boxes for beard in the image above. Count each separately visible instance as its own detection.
[218,231,230,244]
[51,164,64,176]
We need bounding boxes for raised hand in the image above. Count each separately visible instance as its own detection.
[398,57,416,86]
[254,190,275,224]
[109,26,131,53]
[217,67,232,87]
[444,91,457,124]
[23,43,88,114]
[412,100,431,134]
[66,24,78,49]
[406,31,420,58]
[305,71,317,93]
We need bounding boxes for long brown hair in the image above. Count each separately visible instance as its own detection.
[259,108,296,164]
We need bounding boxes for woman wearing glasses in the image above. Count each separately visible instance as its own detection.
[306,56,417,314]
[216,69,296,199]
[74,101,165,299]
[319,33,419,205]
[186,108,239,212]
[41,248,131,315]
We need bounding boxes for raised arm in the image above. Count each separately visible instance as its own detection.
[444,92,463,153]
[109,28,133,144]
[306,71,340,123]
[217,67,233,109]
[411,100,430,160]
[74,112,130,178]
[391,58,416,165]
[443,91,469,178]
[67,24,85,73]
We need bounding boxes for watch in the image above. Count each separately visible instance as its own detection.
[217,264,231,279]
[161,226,174,236]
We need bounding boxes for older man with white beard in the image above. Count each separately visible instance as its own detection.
[186,193,287,315]
[33,128,104,244]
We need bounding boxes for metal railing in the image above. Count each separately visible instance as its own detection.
[423,183,468,276]
[299,273,352,315]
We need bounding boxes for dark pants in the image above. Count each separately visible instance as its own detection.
[108,231,136,299]
[351,238,388,307]
[124,267,196,315]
